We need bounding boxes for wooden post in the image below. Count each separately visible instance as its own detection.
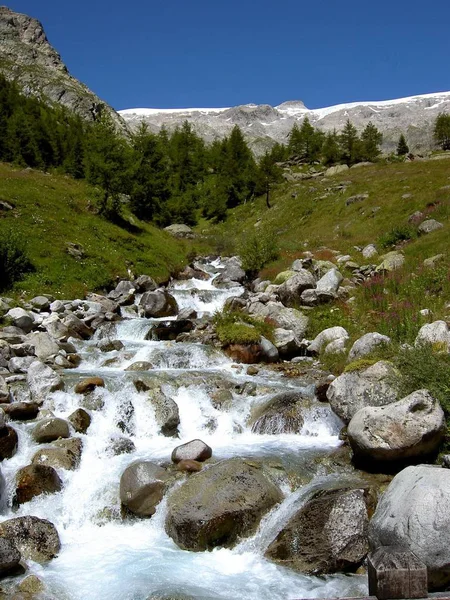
[368,546,428,599]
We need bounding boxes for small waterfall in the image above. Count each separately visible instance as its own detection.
[236,474,360,555]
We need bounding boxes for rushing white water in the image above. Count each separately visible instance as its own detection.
[0,261,368,599]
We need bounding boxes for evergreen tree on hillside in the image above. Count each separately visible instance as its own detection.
[339,119,361,165]
[287,123,302,157]
[219,125,257,208]
[360,122,383,161]
[130,123,171,221]
[84,114,132,219]
[396,134,409,156]
[433,113,450,151]
[169,121,205,193]
[255,149,283,208]
[321,130,341,165]
[287,118,323,162]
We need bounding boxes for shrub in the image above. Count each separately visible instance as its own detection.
[0,229,34,291]
[238,226,279,276]
[379,225,416,249]
[213,309,274,346]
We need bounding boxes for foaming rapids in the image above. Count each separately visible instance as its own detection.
[0,259,368,599]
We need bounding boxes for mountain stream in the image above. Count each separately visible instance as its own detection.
[1,260,368,600]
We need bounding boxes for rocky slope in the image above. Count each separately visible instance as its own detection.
[0,6,126,131]
[120,91,450,155]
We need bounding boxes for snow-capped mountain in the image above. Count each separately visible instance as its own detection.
[120,91,450,155]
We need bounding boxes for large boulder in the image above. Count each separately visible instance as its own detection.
[0,516,60,562]
[139,291,178,318]
[215,257,245,284]
[63,314,93,339]
[418,219,444,235]
[27,360,63,403]
[165,458,282,551]
[348,390,445,464]
[148,390,180,437]
[6,308,34,333]
[308,326,349,355]
[316,268,343,294]
[32,444,81,470]
[369,465,450,590]
[348,332,391,361]
[0,538,21,576]
[250,391,308,434]
[74,377,105,394]
[26,332,59,360]
[415,320,450,351]
[164,224,194,238]
[272,328,302,358]
[32,418,70,443]
[326,361,399,424]
[1,401,39,421]
[15,464,62,504]
[68,408,91,433]
[120,461,170,517]
[266,485,369,574]
[376,251,405,272]
[277,270,316,305]
[248,301,309,340]
[0,426,18,460]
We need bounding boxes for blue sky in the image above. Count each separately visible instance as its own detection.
[6,0,450,111]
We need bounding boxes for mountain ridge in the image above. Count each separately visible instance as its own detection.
[120,90,450,155]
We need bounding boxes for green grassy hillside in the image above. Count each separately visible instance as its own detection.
[203,156,450,350]
[207,157,450,266]
[0,163,196,299]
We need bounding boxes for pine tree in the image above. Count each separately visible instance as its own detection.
[396,134,409,156]
[288,118,323,162]
[255,149,283,208]
[84,114,132,219]
[219,125,257,208]
[360,122,383,161]
[321,130,341,165]
[130,123,171,221]
[433,113,450,151]
[339,119,361,165]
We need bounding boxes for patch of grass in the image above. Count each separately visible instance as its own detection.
[352,264,450,343]
[344,357,384,373]
[0,163,196,298]
[393,343,450,414]
[213,309,275,346]
[306,303,357,339]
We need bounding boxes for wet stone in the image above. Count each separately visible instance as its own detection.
[171,439,212,464]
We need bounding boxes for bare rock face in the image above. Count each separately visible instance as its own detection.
[165,458,282,551]
[266,485,369,574]
[0,7,126,130]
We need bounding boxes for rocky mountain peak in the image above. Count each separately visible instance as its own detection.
[276,100,307,111]
[0,6,126,131]
[0,6,65,72]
